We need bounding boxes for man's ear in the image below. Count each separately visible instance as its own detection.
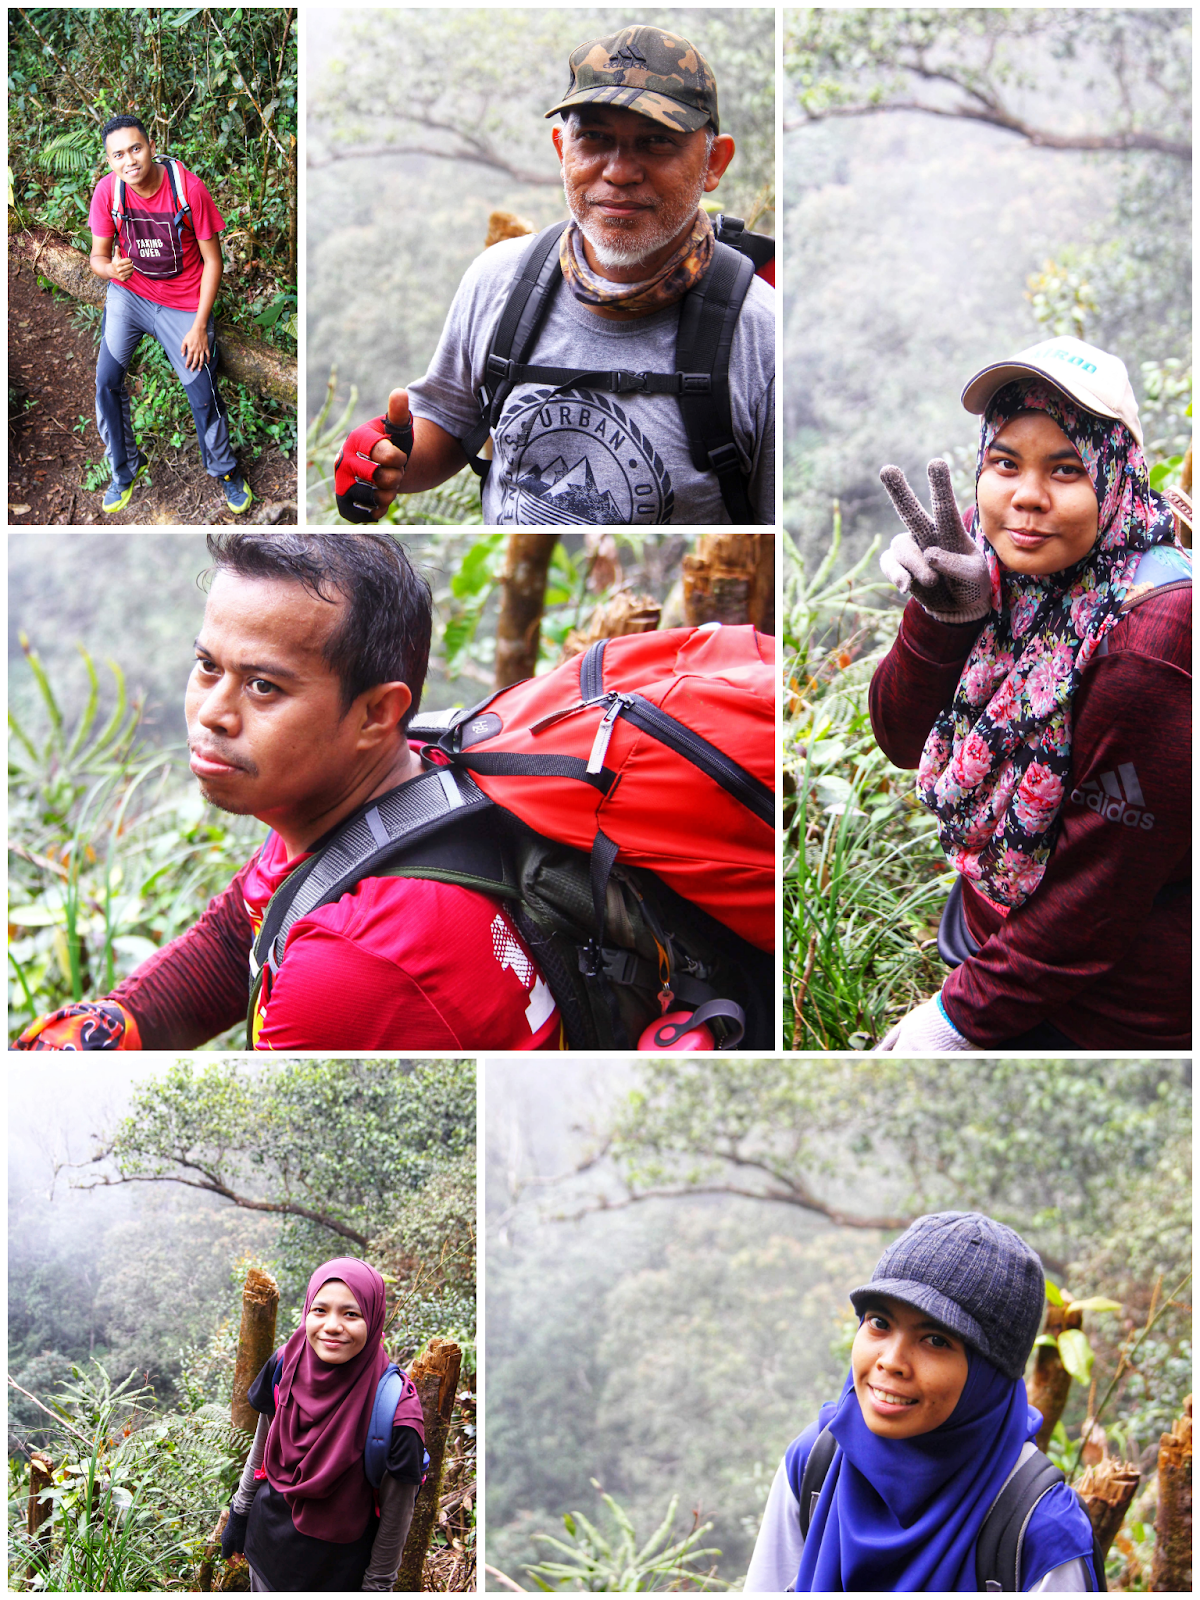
[703,133,736,192]
[356,681,413,749]
[552,124,565,166]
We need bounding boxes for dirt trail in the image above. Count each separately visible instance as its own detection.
[9,251,297,526]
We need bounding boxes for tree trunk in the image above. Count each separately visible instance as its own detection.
[231,1266,279,1435]
[10,232,296,405]
[1077,1457,1141,1558]
[395,1337,462,1592]
[27,1451,54,1580]
[494,535,559,687]
[1026,1305,1081,1451]
[681,534,775,633]
[1149,1394,1191,1592]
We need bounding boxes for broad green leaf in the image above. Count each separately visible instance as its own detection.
[1070,1296,1122,1314]
[1056,1327,1094,1383]
[1044,1279,1065,1307]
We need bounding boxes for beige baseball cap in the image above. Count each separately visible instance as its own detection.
[961,336,1143,448]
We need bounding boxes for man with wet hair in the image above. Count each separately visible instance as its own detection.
[89,113,251,516]
[335,25,774,526]
[16,533,561,1051]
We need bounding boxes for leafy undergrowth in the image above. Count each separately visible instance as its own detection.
[783,511,948,1049]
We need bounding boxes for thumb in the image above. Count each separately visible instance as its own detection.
[386,389,410,429]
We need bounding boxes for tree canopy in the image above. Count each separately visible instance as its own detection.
[785,9,1191,160]
[310,7,773,216]
[569,1058,1190,1275]
[74,1057,475,1253]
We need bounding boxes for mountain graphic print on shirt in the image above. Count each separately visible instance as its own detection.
[496,387,674,523]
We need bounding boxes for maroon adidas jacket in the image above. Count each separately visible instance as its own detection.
[869,590,1191,1048]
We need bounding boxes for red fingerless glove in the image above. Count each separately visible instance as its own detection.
[14,999,142,1051]
[334,415,415,524]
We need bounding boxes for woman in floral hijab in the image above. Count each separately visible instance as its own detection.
[869,337,1191,1052]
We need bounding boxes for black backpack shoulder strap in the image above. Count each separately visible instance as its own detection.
[975,1447,1102,1593]
[461,222,567,476]
[675,238,758,523]
[798,1425,838,1540]
[248,766,494,997]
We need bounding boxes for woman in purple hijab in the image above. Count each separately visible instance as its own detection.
[220,1257,427,1591]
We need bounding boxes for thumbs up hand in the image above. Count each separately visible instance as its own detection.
[333,391,415,524]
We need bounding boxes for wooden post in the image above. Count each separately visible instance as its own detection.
[231,1266,279,1436]
[682,534,774,633]
[495,535,559,687]
[1149,1394,1191,1592]
[1077,1457,1141,1558]
[1027,1305,1081,1451]
[26,1451,54,1580]
[395,1337,463,1593]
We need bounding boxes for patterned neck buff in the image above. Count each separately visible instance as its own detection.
[917,378,1180,912]
[559,208,714,314]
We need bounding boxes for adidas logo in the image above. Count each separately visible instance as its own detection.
[1070,763,1154,830]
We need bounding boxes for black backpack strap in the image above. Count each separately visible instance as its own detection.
[461,222,568,478]
[798,1426,838,1540]
[248,766,493,989]
[976,1448,1068,1592]
[675,239,758,523]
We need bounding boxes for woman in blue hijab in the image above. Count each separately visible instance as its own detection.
[745,1212,1100,1592]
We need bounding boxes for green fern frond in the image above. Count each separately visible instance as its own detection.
[38,128,97,176]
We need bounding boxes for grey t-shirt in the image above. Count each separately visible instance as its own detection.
[407,233,775,525]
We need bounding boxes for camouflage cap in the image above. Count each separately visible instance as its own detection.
[544,26,719,135]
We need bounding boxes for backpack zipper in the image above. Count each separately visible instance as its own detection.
[619,693,773,825]
[581,689,772,825]
[587,695,633,774]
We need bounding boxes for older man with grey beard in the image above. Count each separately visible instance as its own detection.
[335,25,774,526]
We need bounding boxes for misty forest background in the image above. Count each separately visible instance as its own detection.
[485,1059,1192,1592]
[7,530,703,1042]
[305,6,773,522]
[781,9,1193,1049]
[8,1057,475,1590]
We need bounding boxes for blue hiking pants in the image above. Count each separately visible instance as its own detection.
[96,280,237,484]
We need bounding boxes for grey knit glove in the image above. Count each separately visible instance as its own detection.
[878,460,991,624]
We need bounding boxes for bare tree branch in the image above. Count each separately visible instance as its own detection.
[71,1171,368,1246]
[553,1178,914,1233]
[306,142,558,186]
[785,100,1191,161]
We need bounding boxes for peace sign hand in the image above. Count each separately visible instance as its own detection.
[878,459,991,624]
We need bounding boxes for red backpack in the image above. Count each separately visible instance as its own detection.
[424,624,775,951]
[249,624,775,1049]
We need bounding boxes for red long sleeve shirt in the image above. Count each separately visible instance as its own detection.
[111,835,562,1051]
[868,590,1191,1048]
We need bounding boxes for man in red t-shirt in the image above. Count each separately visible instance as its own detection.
[89,114,251,516]
[16,534,563,1052]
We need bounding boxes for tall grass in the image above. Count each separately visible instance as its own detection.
[8,639,260,1043]
[8,1363,248,1592]
[782,513,950,1049]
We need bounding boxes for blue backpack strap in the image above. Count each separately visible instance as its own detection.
[364,1363,403,1489]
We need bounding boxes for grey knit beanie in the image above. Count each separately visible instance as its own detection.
[848,1211,1046,1382]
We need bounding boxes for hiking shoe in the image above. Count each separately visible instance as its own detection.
[222,470,253,514]
[101,452,149,514]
